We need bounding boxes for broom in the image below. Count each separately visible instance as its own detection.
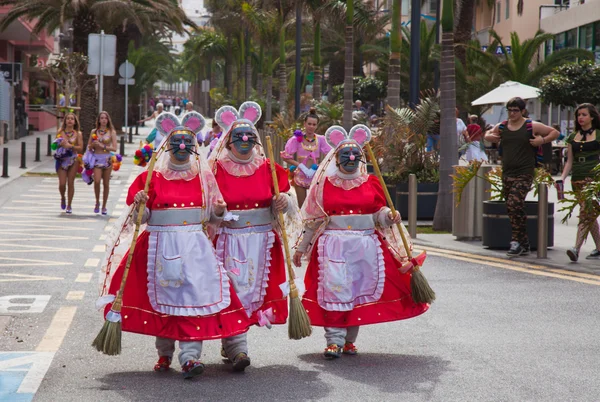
[265,136,312,340]
[365,143,436,304]
[92,146,160,355]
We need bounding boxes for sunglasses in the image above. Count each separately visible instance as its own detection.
[506,108,522,114]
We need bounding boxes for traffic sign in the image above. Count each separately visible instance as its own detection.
[118,61,135,78]
[118,78,135,85]
[87,33,116,76]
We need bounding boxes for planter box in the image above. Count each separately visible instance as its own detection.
[395,182,439,220]
[482,200,554,249]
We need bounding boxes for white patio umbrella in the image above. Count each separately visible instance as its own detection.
[471,81,540,106]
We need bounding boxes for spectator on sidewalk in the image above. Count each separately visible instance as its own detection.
[457,108,468,158]
[465,115,488,162]
[559,103,600,262]
[484,97,559,257]
[426,113,441,153]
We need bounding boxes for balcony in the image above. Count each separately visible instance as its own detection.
[539,0,600,34]
[0,6,54,55]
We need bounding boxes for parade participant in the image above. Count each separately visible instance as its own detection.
[98,112,253,379]
[484,97,559,257]
[141,103,165,147]
[209,102,302,343]
[54,113,83,214]
[205,120,222,151]
[281,108,332,207]
[87,111,118,215]
[292,124,429,359]
[560,103,600,261]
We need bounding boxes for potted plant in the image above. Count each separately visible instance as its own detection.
[453,161,555,249]
[373,92,440,219]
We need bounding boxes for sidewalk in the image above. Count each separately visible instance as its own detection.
[0,124,154,189]
[412,181,600,275]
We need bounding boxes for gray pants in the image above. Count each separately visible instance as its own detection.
[324,326,360,347]
[221,333,248,360]
[156,333,248,366]
[155,337,202,367]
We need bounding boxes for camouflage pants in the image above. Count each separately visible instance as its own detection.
[572,181,600,252]
[502,175,533,244]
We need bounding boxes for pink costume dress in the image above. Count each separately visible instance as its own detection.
[281,135,331,189]
[90,129,113,168]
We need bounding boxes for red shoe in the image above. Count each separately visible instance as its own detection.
[342,342,358,355]
[153,356,171,372]
[182,360,205,379]
[323,344,342,359]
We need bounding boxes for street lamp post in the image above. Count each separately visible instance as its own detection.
[409,0,421,108]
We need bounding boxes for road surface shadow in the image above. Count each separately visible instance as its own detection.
[97,363,329,401]
[298,352,450,398]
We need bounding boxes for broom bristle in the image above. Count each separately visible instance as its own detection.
[411,269,436,304]
[102,322,122,356]
[91,320,111,352]
[288,296,312,340]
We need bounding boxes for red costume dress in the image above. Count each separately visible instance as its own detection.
[302,175,429,327]
[104,170,251,341]
[213,155,291,326]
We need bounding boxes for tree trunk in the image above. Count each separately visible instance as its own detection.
[342,25,354,130]
[454,0,476,66]
[433,31,457,231]
[246,55,252,99]
[226,36,233,97]
[313,66,322,101]
[257,73,263,97]
[387,0,402,108]
[266,73,273,121]
[279,63,287,114]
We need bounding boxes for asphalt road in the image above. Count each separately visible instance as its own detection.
[1,153,599,401]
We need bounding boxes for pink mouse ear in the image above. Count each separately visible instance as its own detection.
[181,112,206,134]
[324,126,348,148]
[348,124,372,146]
[215,105,239,131]
[155,112,180,137]
[239,101,262,125]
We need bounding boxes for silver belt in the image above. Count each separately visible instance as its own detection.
[226,207,273,228]
[326,214,374,230]
[148,208,205,226]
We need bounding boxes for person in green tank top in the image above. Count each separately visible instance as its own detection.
[559,103,600,262]
[484,97,559,257]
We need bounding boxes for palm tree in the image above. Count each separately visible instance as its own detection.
[489,30,594,86]
[343,0,354,130]
[306,0,326,101]
[387,0,402,108]
[433,0,457,232]
[0,0,190,138]
[454,0,477,66]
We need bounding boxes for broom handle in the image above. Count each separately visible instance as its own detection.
[364,143,413,260]
[265,136,299,296]
[111,149,160,310]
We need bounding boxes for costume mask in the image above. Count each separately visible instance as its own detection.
[337,145,363,173]
[169,131,195,161]
[229,124,258,155]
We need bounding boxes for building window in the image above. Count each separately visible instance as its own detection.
[554,33,566,51]
[429,0,438,14]
[594,22,600,64]
[505,0,510,19]
[401,0,409,16]
[545,39,553,57]
[580,24,593,51]
[496,2,501,23]
[566,28,577,48]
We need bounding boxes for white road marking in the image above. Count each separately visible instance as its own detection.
[36,306,77,352]
[75,273,92,283]
[84,258,100,267]
[92,245,105,253]
[66,291,85,300]
[0,257,71,267]
[0,273,63,282]
[0,295,51,313]
[99,234,107,241]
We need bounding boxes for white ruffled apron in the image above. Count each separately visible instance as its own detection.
[146,208,231,317]
[216,208,275,317]
[317,214,385,312]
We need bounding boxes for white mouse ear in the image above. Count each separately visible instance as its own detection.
[215,105,239,132]
[155,113,180,137]
[238,101,262,125]
[180,112,206,134]
[348,124,372,146]
[324,125,349,148]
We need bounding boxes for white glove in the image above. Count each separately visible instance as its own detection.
[299,164,316,179]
